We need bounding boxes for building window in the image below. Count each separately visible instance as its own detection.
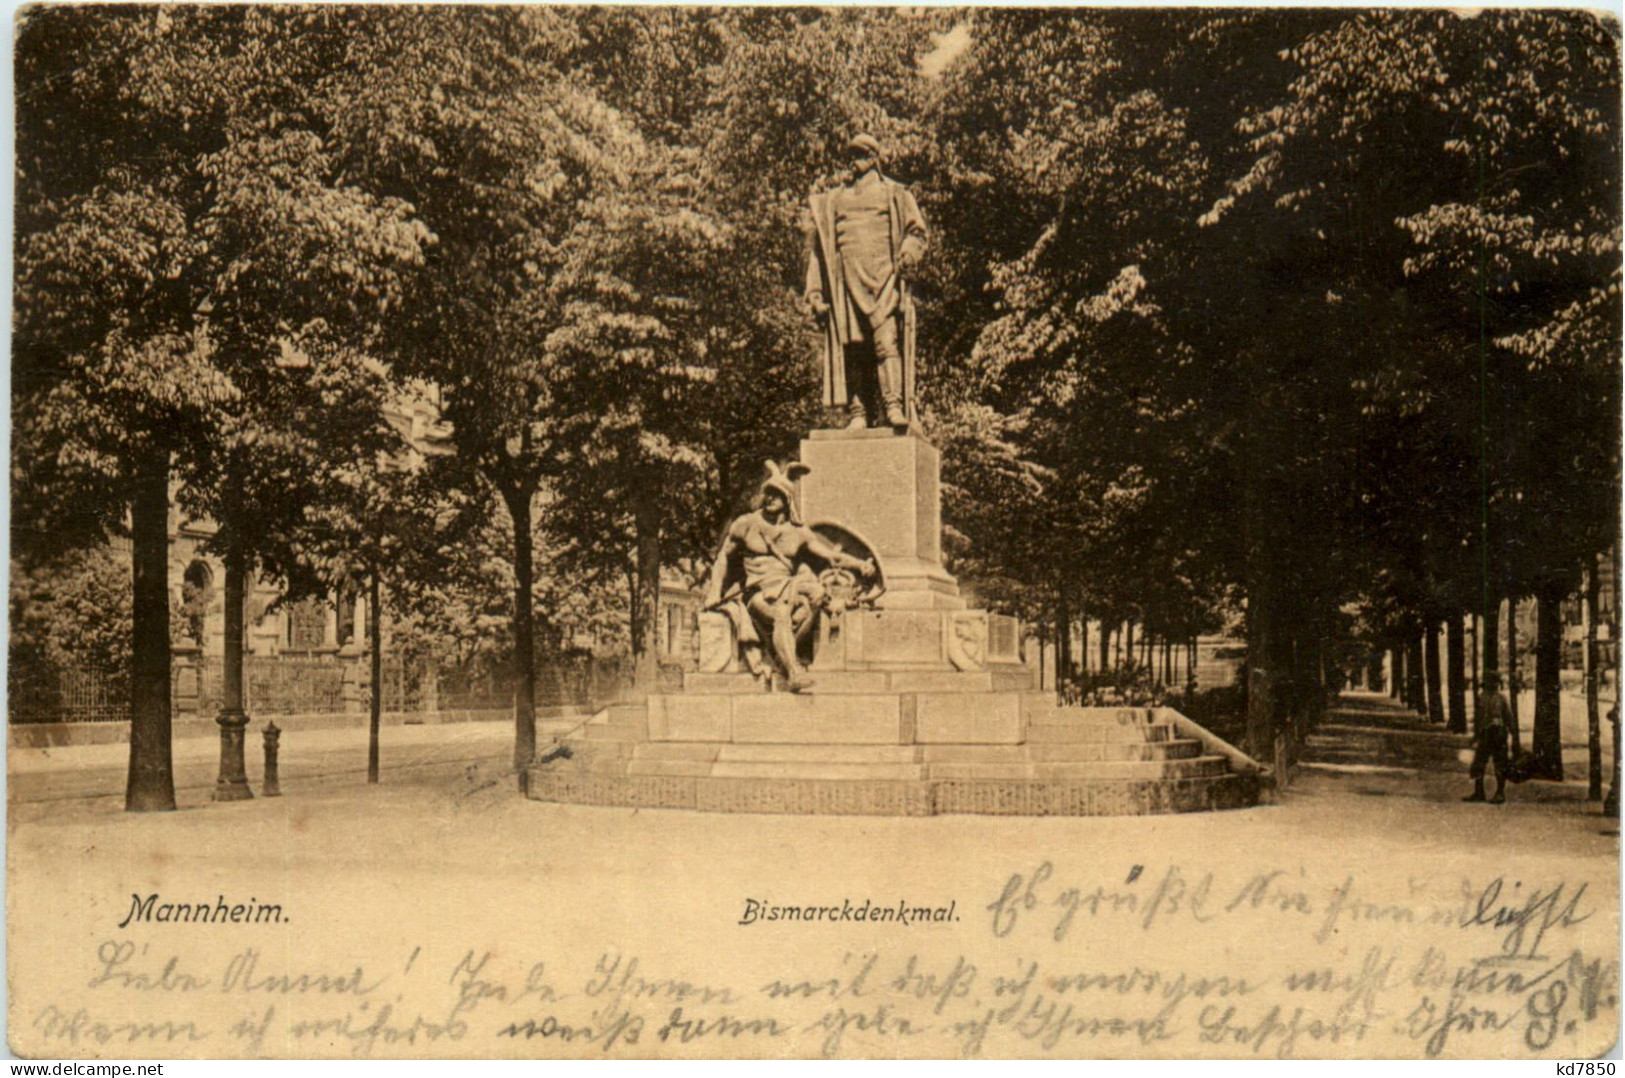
[180,560,213,646]
[289,597,326,650]
[336,578,358,647]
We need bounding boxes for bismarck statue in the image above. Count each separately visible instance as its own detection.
[805,133,928,431]
[704,461,880,692]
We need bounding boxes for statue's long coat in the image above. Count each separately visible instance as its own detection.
[804,176,928,412]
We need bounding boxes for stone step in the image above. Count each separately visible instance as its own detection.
[1026,739,1204,762]
[1315,722,1468,742]
[626,759,717,778]
[681,673,770,694]
[632,742,722,763]
[1027,707,1157,727]
[918,740,1200,763]
[732,695,905,744]
[715,743,923,765]
[580,755,632,775]
[581,723,646,743]
[933,771,1259,816]
[686,671,896,694]
[928,756,1230,781]
[882,670,1037,693]
[792,672,894,693]
[527,765,1265,816]
[587,704,649,729]
[921,745,1030,764]
[1020,693,1062,716]
[708,761,927,782]
[544,740,636,773]
[1026,722,1177,744]
[681,670,1039,695]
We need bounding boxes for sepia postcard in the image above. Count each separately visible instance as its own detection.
[7,5,1622,1062]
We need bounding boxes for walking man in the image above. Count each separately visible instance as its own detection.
[1465,671,1511,804]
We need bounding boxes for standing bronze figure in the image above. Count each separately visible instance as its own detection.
[805,134,928,430]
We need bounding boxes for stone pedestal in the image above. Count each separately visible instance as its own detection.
[799,428,962,609]
[525,420,1267,817]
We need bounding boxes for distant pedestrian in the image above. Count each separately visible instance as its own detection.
[1464,671,1510,804]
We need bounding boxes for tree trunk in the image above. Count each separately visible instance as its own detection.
[1294,622,1323,738]
[368,569,382,784]
[1607,543,1621,816]
[1424,620,1444,724]
[1470,614,1480,706]
[1078,612,1089,677]
[633,491,662,693]
[626,566,641,672]
[1586,560,1601,800]
[1124,621,1135,675]
[1531,581,1564,780]
[1308,628,1324,726]
[1054,587,1072,690]
[1098,622,1111,678]
[1406,635,1425,715]
[1446,613,1467,734]
[1390,645,1402,699]
[1506,595,1523,752]
[506,484,537,781]
[126,455,176,812]
[1245,581,1276,762]
[212,531,252,801]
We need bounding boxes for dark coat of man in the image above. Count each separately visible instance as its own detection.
[804,174,928,415]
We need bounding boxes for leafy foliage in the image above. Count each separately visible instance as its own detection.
[13,9,1619,781]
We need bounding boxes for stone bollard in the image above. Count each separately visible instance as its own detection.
[262,721,282,797]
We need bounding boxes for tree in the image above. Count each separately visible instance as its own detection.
[9,543,134,713]
[539,158,734,691]
[544,10,937,691]
[330,8,648,778]
[1197,11,1619,756]
[925,10,1618,770]
[931,11,1274,719]
[297,409,453,783]
[15,7,427,810]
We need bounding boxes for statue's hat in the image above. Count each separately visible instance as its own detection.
[846,133,883,159]
[760,461,810,525]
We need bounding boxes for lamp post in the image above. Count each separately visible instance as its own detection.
[368,565,382,784]
[213,525,254,802]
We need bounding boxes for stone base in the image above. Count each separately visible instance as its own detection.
[528,769,1264,817]
[799,428,963,609]
[699,602,1026,678]
[528,702,1268,818]
[682,670,1037,694]
[860,559,963,609]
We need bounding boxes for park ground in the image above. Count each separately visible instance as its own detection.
[5,692,1620,1060]
[8,687,1617,823]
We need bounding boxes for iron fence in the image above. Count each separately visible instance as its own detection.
[9,665,129,724]
[9,652,674,724]
[245,658,347,715]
